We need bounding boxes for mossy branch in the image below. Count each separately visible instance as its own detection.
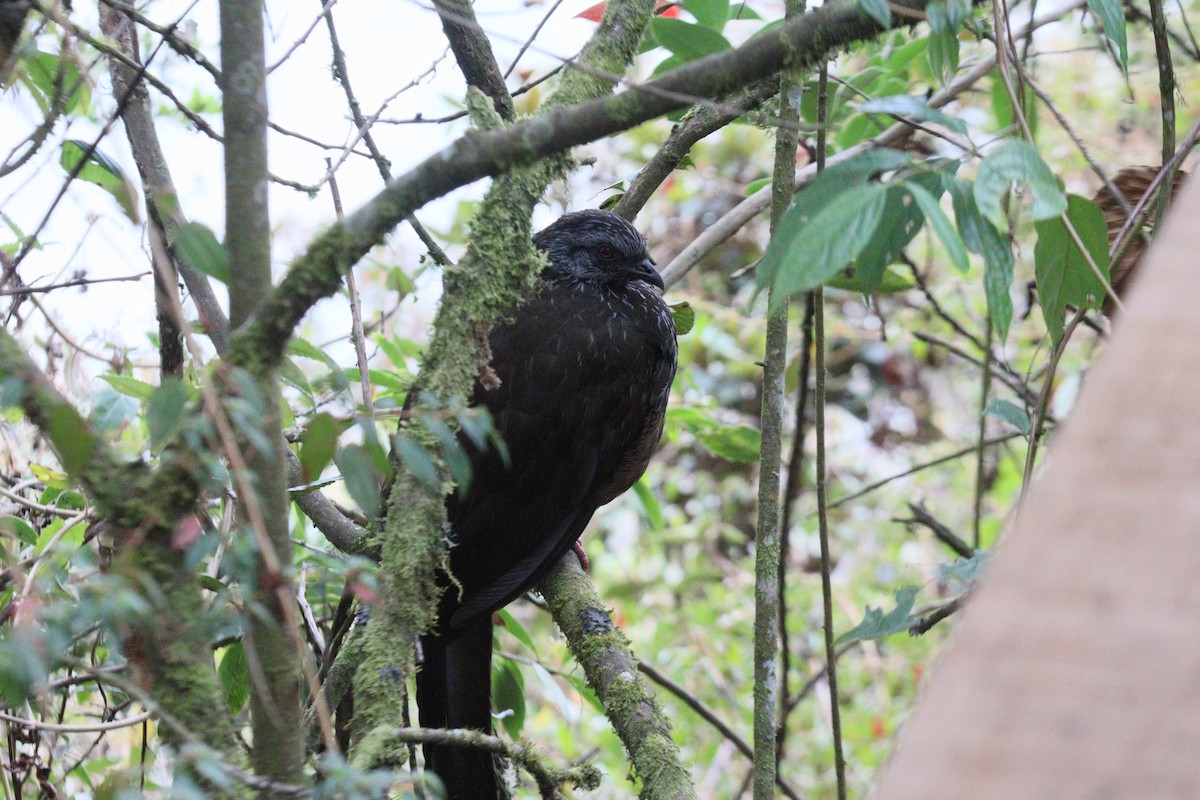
[539,555,697,800]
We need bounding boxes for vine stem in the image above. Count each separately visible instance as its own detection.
[813,64,847,800]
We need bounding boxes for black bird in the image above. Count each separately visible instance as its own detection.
[416,210,677,798]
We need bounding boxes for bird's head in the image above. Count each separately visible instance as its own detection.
[533,209,665,291]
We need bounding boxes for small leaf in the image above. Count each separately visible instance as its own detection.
[696,424,760,462]
[147,378,190,452]
[836,585,920,644]
[937,551,990,585]
[745,177,771,195]
[669,301,695,335]
[946,175,1014,338]
[926,0,970,80]
[859,0,892,29]
[905,182,970,274]
[98,374,155,401]
[650,18,732,61]
[299,413,341,483]
[23,50,90,115]
[491,659,526,739]
[0,516,38,547]
[974,140,1067,228]
[494,609,538,655]
[59,141,139,223]
[1034,194,1110,343]
[89,387,138,434]
[858,95,966,133]
[1087,0,1128,71]
[984,398,1031,434]
[392,435,440,493]
[632,478,664,530]
[334,444,383,518]
[47,405,96,477]
[174,222,231,285]
[217,643,250,714]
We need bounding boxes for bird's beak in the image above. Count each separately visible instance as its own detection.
[634,257,665,291]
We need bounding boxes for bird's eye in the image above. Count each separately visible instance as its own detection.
[597,245,616,260]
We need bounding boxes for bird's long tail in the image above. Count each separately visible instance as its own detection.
[417,616,499,799]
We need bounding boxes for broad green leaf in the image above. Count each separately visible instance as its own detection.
[98,374,155,401]
[23,50,90,115]
[945,175,1014,338]
[89,387,138,434]
[836,585,920,644]
[669,301,695,335]
[988,68,1039,140]
[47,405,96,477]
[299,413,341,483]
[174,222,231,285]
[906,181,970,274]
[974,140,1066,228]
[650,18,732,62]
[59,141,139,223]
[494,608,538,655]
[491,659,525,739]
[859,0,892,29]
[926,0,969,80]
[147,378,189,452]
[727,1,761,19]
[1087,0,1128,71]
[1034,194,1111,344]
[765,183,890,305]
[683,0,729,29]
[757,149,911,292]
[392,435,440,494]
[984,398,1031,434]
[633,478,664,530]
[216,643,250,714]
[858,95,966,133]
[0,516,37,547]
[825,265,916,294]
[335,444,384,518]
[287,337,350,393]
[696,424,761,462]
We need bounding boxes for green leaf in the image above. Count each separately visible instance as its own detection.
[59,141,139,224]
[855,172,948,292]
[727,2,761,19]
[89,387,138,434]
[858,95,966,133]
[988,68,1038,140]
[334,444,383,518]
[745,177,771,195]
[0,516,38,547]
[1087,0,1128,71]
[696,424,760,462]
[825,265,915,294]
[945,175,1014,338]
[632,478,664,530]
[757,149,910,293]
[1033,194,1111,344]
[859,0,892,29]
[937,550,990,585]
[764,183,890,305]
[984,398,1031,434]
[47,405,96,477]
[174,222,231,285]
[147,379,190,452]
[974,140,1066,228]
[98,374,155,401]
[288,337,350,393]
[299,413,342,484]
[683,0,729,29]
[669,301,695,335]
[906,181,969,274]
[836,585,920,644]
[217,642,250,714]
[392,434,440,494]
[23,50,90,115]
[650,18,732,62]
[926,0,969,80]
[494,609,538,655]
[491,659,526,739]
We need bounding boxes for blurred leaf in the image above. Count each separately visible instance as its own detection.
[174,222,231,285]
[495,608,538,655]
[98,374,155,401]
[937,550,990,585]
[988,68,1039,140]
[683,0,729,29]
[650,18,732,61]
[669,301,695,335]
[334,444,383,518]
[984,398,1031,434]
[859,0,892,29]
[47,405,96,477]
[491,659,525,739]
[561,672,605,713]
[299,413,342,483]
[288,337,350,393]
[89,387,138,434]
[1034,194,1110,343]
[0,516,37,547]
[859,95,965,133]
[727,2,761,19]
[23,50,90,115]
[745,177,771,195]
[60,141,139,223]
[926,0,970,80]
[392,435,440,494]
[531,662,578,722]
[696,424,760,462]
[217,642,249,714]
[147,379,189,452]
[825,265,915,294]
[836,585,919,644]
[633,477,664,530]
[974,140,1066,228]
[1087,0,1128,71]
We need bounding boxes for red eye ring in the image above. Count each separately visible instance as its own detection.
[598,245,616,260]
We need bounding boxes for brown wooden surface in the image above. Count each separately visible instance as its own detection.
[870,174,1200,800]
